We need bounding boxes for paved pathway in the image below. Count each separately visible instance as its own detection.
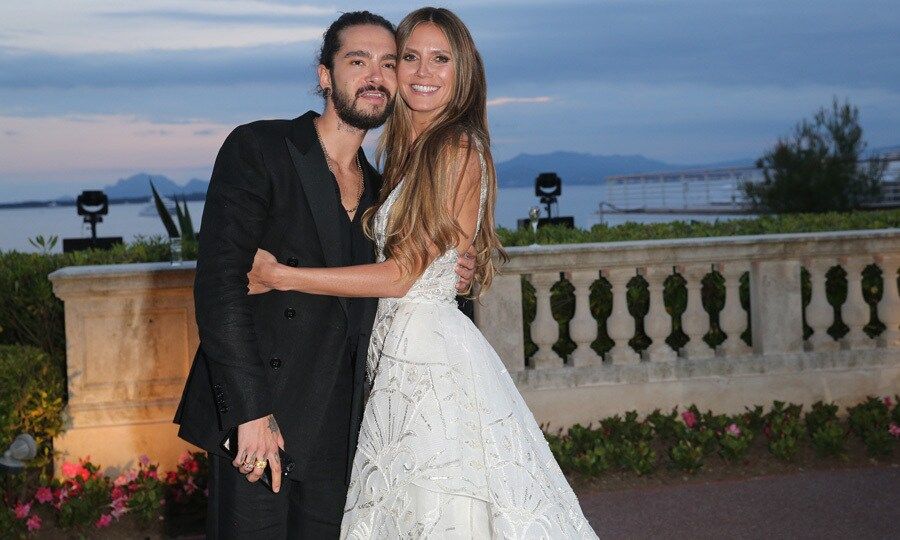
[579,465,899,539]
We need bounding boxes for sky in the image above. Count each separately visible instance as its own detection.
[1,0,899,201]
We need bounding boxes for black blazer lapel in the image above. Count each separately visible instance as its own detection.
[285,137,349,319]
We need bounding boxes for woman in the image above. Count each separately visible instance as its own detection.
[249,7,597,538]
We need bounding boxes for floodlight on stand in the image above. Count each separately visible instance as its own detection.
[534,172,562,218]
[0,433,37,473]
[76,190,109,241]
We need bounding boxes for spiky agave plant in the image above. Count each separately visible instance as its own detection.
[149,180,195,241]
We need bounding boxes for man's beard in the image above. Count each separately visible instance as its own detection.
[330,78,394,130]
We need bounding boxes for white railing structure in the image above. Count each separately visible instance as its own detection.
[47,228,899,469]
[475,229,900,428]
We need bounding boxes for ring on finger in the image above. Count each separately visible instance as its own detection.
[254,459,267,469]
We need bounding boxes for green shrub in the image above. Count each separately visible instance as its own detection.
[669,438,705,473]
[804,401,846,458]
[0,237,193,372]
[847,396,894,457]
[764,401,805,461]
[717,421,754,462]
[0,345,65,472]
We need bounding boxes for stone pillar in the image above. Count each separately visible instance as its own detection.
[568,270,602,367]
[717,261,751,356]
[530,272,562,369]
[643,265,676,362]
[604,267,640,364]
[48,262,201,475]
[680,264,714,359]
[841,257,875,350]
[475,272,525,373]
[804,258,839,352]
[750,259,803,355]
[875,254,900,349]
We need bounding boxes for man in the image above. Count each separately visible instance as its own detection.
[174,11,475,538]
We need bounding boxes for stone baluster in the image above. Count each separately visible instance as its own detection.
[568,270,602,367]
[717,261,751,356]
[840,257,875,350]
[750,259,803,355]
[875,254,900,349]
[680,264,715,359]
[474,272,526,372]
[642,265,676,362]
[603,267,640,364]
[803,258,839,352]
[529,272,562,368]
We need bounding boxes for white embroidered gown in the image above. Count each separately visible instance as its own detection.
[340,154,598,539]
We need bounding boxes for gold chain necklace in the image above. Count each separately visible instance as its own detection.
[313,118,363,215]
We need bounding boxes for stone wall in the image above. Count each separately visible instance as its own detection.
[49,229,899,470]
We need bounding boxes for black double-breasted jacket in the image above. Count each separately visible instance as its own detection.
[174,111,379,482]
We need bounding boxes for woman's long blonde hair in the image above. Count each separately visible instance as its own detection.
[363,7,506,296]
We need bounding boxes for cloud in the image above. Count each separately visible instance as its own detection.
[487,96,552,107]
[0,114,230,176]
[0,1,331,54]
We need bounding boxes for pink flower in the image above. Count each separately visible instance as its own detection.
[183,476,197,495]
[889,423,900,438]
[885,396,894,409]
[178,451,192,466]
[60,461,81,479]
[681,410,698,429]
[53,487,69,509]
[139,454,151,466]
[111,486,125,500]
[726,423,742,437]
[111,496,129,519]
[95,514,113,528]
[147,469,158,480]
[26,514,42,532]
[13,502,31,519]
[34,487,53,504]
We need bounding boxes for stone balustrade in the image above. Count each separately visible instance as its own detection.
[48,229,899,470]
[474,229,900,428]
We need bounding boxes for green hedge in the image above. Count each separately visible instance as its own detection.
[0,237,194,372]
[0,345,65,471]
[497,208,900,246]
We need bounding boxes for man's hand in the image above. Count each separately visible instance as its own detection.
[247,249,280,295]
[455,246,477,294]
[232,414,285,492]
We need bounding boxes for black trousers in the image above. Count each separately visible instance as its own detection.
[206,363,353,539]
[206,452,349,539]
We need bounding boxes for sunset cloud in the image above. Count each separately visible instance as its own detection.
[0,1,333,54]
[487,96,553,107]
[0,114,230,176]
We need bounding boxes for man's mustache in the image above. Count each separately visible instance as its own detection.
[355,85,391,98]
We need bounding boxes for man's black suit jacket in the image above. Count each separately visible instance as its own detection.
[174,111,379,482]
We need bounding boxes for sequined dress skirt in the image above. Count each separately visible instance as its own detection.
[339,296,598,539]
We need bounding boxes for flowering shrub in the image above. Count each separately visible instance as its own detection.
[848,396,896,457]
[805,401,846,458]
[164,450,210,523]
[1,452,206,537]
[717,420,754,462]
[764,401,805,461]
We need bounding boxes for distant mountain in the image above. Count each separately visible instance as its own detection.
[102,173,207,199]
[183,178,210,194]
[496,151,672,187]
[494,152,758,187]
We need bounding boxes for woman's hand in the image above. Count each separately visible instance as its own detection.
[247,248,281,295]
